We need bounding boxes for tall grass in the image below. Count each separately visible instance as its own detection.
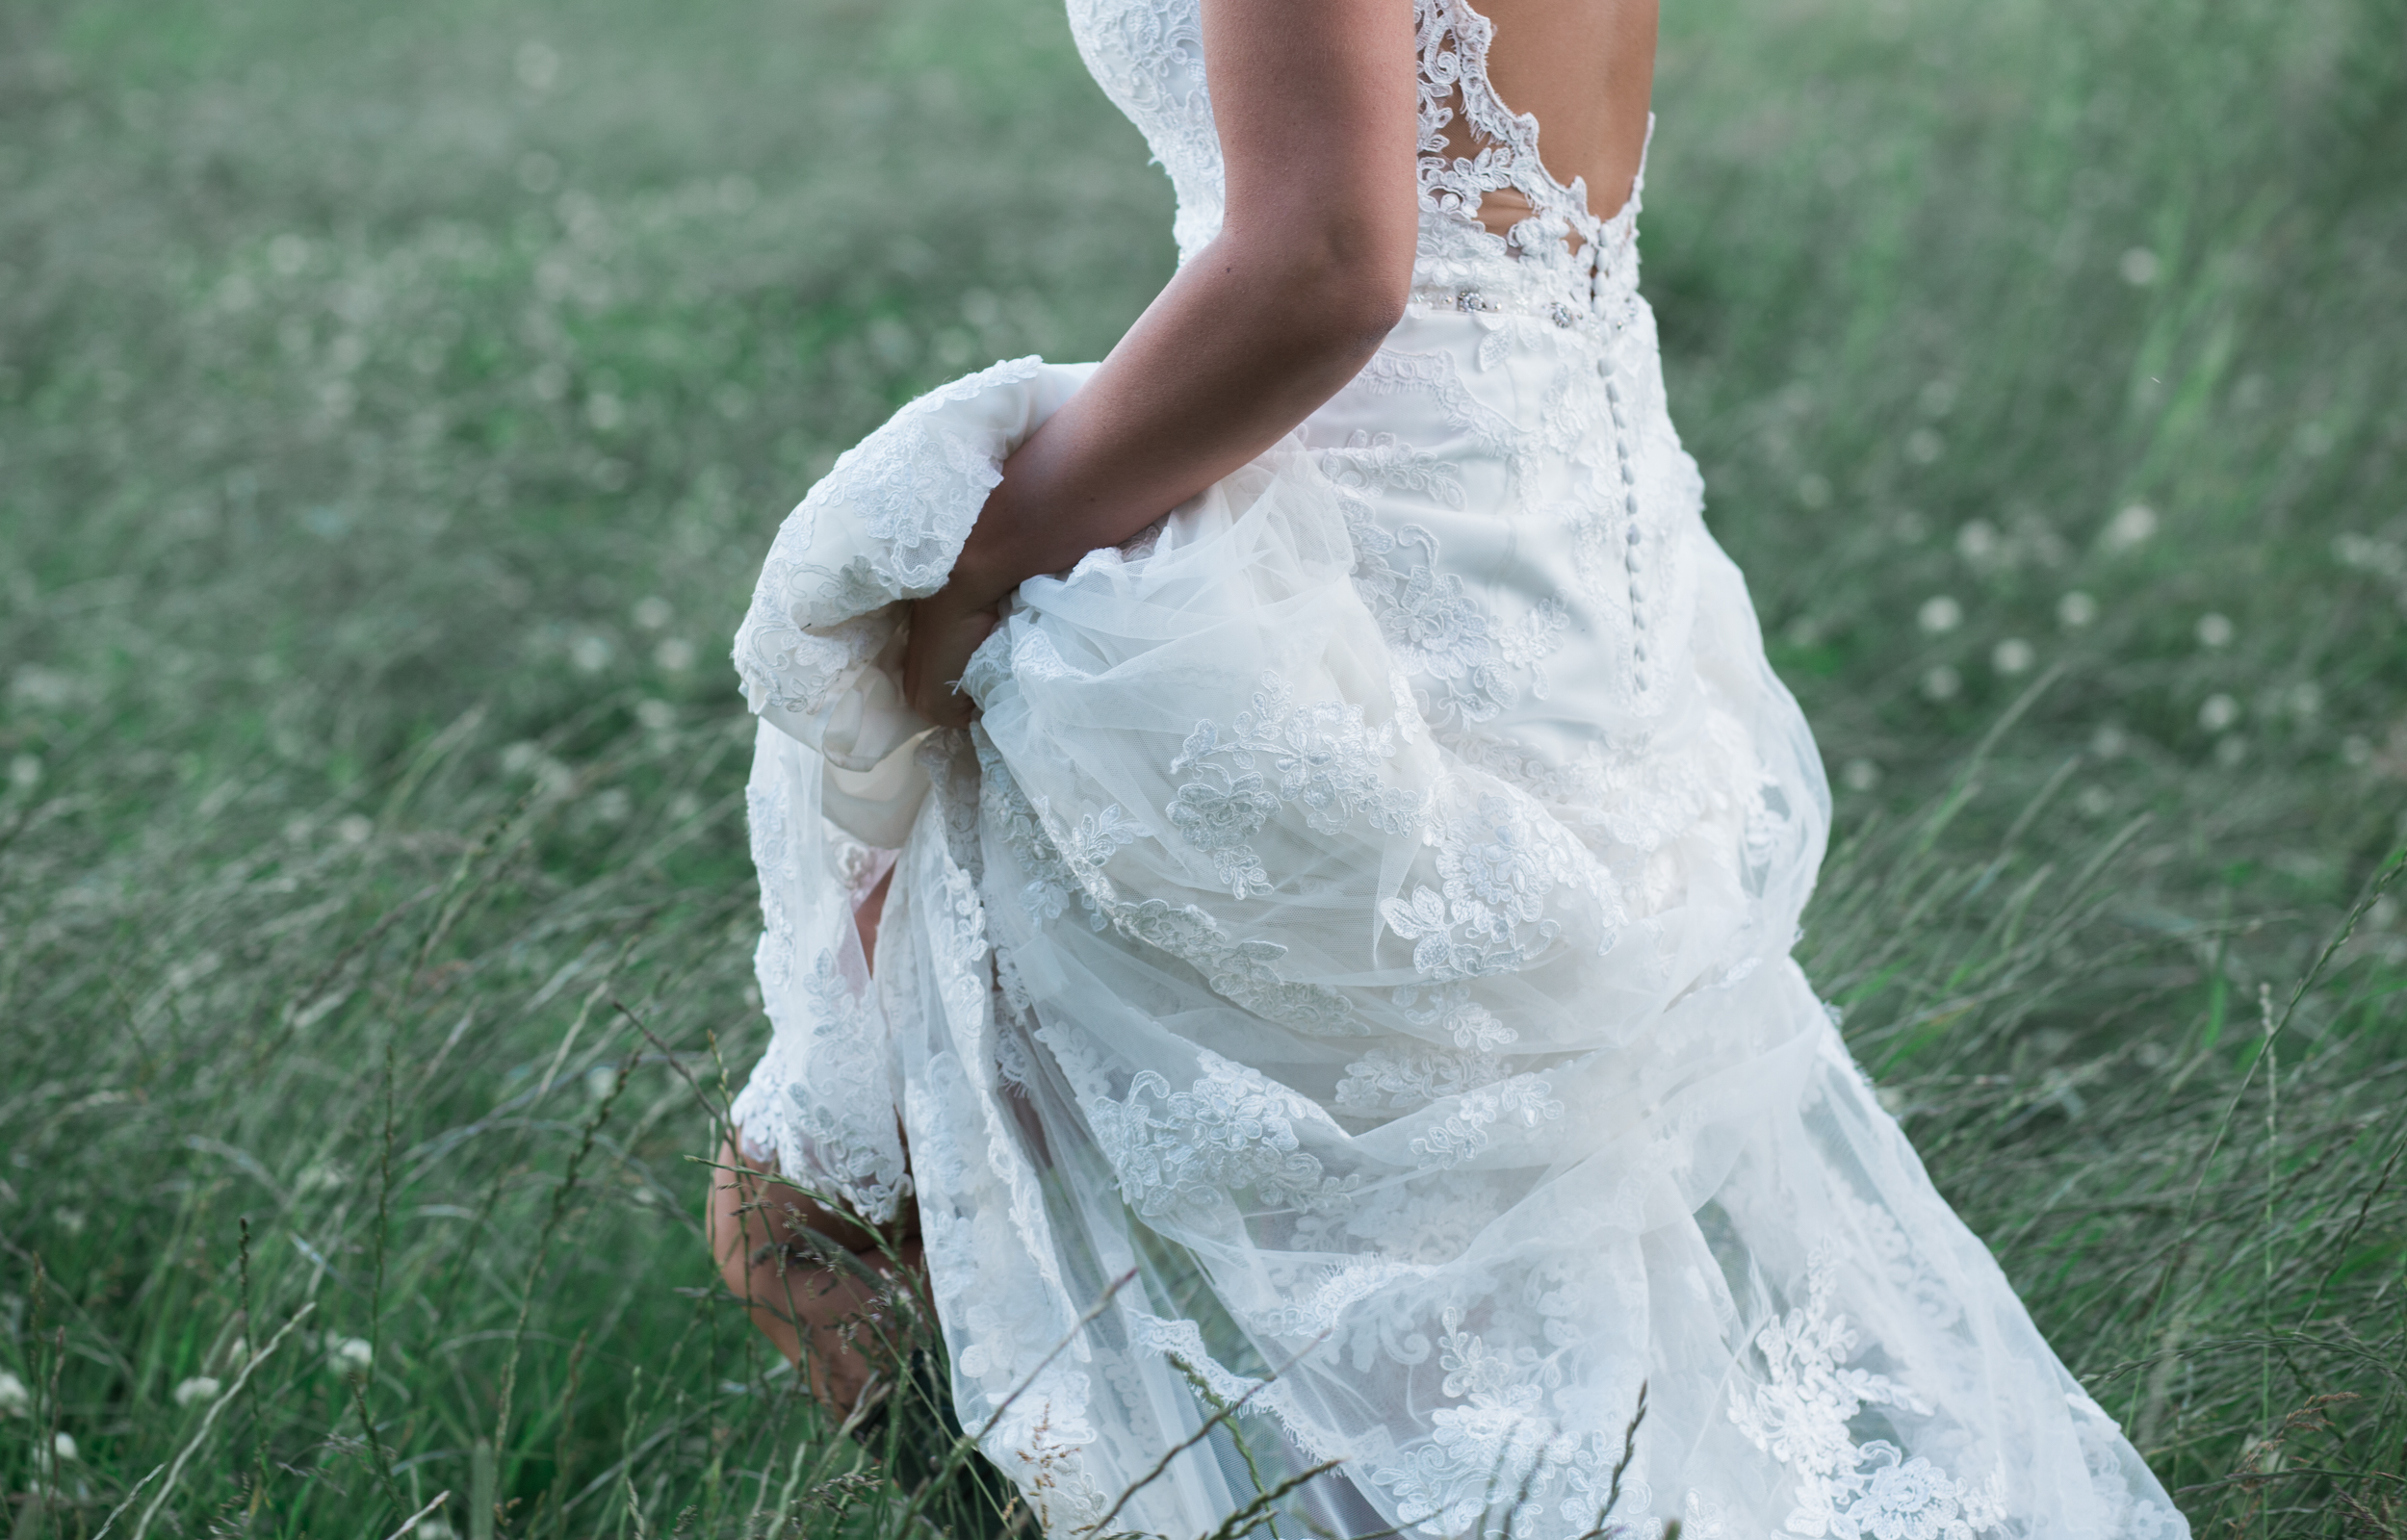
[2,0,2403,1532]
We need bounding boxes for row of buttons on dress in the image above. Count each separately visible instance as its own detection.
[1425,283,1653,694]
[1605,363,1648,691]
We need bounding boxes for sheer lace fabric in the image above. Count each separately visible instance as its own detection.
[725,2,2189,1534]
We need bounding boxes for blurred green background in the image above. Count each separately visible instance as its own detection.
[3,0,2404,1531]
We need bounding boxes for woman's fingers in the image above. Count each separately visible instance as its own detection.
[903,600,997,727]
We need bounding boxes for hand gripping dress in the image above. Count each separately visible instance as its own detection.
[725,2,2190,1534]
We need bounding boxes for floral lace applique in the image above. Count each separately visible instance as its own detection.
[1175,673,1424,834]
[1343,1181,1504,1267]
[1167,671,1424,898]
[1322,429,1469,508]
[1112,898,1365,1036]
[974,726,1148,930]
[907,1060,1111,1535]
[2067,1393,2187,1540]
[1086,1048,1360,1223]
[920,729,987,878]
[1247,1255,1436,1337]
[733,358,1047,721]
[1369,1305,1644,1538]
[977,732,1368,1035]
[1396,979,1519,1052]
[1407,1073,1565,1169]
[1828,1182,1964,1335]
[1412,1,1598,258]
[1334,1040,1511,1116]
[1356,349,1530,473]
[1726,1262,2006,1540]
[1344,501,1570,732]
[1383,789,1618,982]
[1064,0,1222,262]
[764,948,912,1220]
[745,780,798,994]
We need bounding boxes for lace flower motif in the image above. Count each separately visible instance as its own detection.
[1086,1049,1359,1223]
[1725,1263,2006,1540]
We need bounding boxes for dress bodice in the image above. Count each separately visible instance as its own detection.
[1066,0,1646,322]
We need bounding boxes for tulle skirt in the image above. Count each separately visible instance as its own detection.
[725,326,2188,1537]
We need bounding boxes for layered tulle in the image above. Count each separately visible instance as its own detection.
[726,312,2186,1534]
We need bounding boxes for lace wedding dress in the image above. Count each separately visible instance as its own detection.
[724,1,2189,1533]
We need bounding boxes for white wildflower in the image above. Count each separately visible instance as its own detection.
[268,234,310,276]
[1841,758,1881,792]
[2104,503,2158,550]
[330,1337,375,1375]
[2057,590,2098,629]
[2195,612,2234,649]
[654,637,697,672]
[2199,694,2241,732]
[1917,595,1962,634]
[633,596,672,630]
[173,1375,222,1407]
[53,1431,77,1461]
[1991,638,2035,676]
[514,41,562,91]
[1921,665,1962,702]
[0,1369,27,1416]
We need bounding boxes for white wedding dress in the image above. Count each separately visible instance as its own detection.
[724,1,2190,1534]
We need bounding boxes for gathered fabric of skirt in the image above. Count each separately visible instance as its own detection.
[722,3,2188,1533]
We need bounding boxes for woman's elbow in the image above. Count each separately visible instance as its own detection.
[1288,240,1414,355]
[1225,207,1413,354]
[1337,267,1412,346]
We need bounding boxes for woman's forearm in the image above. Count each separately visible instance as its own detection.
[942,230,1409,613]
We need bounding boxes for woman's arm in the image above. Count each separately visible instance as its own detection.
[901,0,1421,726]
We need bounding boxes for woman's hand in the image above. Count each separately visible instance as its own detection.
[902,591,999,729]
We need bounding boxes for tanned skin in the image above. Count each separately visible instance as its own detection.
[715,0,1659,1418]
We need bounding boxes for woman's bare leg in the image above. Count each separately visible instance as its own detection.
[708,1138,923,1416]
[710,860,922,1418]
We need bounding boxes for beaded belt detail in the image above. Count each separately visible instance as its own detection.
[1408,280,1641,337]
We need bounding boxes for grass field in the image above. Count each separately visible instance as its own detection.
[3,0,2404,1532]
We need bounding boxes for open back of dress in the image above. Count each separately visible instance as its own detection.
[723,1,2193,1533]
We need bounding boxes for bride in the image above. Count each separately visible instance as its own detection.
[705,0,2189,1532]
